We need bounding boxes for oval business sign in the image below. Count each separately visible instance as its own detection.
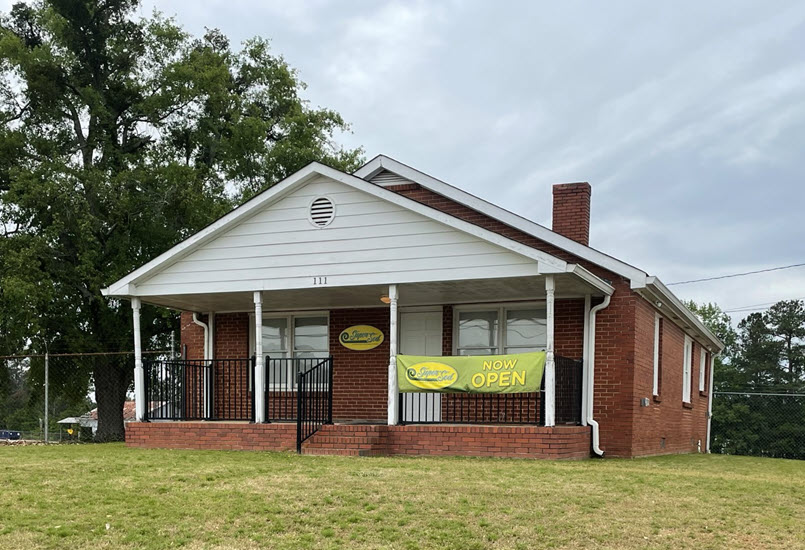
[404,362,458,390]
[339,325,385,351]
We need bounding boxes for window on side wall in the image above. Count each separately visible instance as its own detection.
[699,350,707,393]
[455,305,547,356]
[682,336,693,403]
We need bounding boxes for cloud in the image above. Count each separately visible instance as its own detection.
[5,0,804,320]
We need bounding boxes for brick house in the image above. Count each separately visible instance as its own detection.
[103,155,723,458]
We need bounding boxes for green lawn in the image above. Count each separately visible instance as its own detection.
[0,445,803,549]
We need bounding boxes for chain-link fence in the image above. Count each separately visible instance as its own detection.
[1,350,170,443]
[711,391,805,460]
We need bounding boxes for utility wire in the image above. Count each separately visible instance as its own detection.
[723,296,805,313]
[667,262,805,285]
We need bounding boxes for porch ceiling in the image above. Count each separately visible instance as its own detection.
[138,273,609,313]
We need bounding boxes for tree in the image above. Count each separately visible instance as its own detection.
[0,0,363,440]
[685,301,738,390]
[689,299,805,459]
[765,300,805,384]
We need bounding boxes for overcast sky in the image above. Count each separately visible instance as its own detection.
[7,0,805,321]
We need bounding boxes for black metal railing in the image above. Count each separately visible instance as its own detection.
[264,357,332,422]
[555,355,583,425]
[294,357,333,452]
[143,357,255,422]
[398,355,583,426]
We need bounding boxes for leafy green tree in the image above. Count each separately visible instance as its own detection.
[0,0,363,440]
[689,300,805,459]
[685,301,738,389]
[765,300,805,385]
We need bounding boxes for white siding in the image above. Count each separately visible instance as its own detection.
[369,169,415,187]
[137,176,539,295]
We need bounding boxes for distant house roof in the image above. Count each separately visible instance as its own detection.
[87,401,161,422]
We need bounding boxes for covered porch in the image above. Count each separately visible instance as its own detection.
[130,271,611,455]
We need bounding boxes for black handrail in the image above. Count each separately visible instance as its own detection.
[294,357,333,453]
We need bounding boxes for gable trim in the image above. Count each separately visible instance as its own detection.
[354,155,648,286]
[103,163,569,297]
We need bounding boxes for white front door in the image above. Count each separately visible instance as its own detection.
[399,309,443,422]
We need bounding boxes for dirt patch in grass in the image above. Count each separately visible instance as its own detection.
[0,445,803,549]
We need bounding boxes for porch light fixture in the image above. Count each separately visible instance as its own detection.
[380,295,391,304]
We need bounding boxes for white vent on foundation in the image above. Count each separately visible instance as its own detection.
[308,196,335,227]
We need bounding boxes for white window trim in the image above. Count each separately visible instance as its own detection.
[683,335,693,403]
[452,301,547,356]
[249,311,330,390]
[699,350,707,392]
[652,313,661,396]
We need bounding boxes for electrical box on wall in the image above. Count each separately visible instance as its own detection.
[640,397,650,407]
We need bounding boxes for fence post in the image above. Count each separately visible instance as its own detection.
[327,357,333,424]
[44,352,49,443]
[296,370,304,453]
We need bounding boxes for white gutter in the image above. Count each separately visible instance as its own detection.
[191,313,209,360]
[587,294,611,457]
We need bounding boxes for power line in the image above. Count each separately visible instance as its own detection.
[723,296,805,313]
[667,262,805,285]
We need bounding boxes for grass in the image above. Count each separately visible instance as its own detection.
[0,445,803,549]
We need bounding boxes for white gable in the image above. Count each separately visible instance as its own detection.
[135,176,542,296]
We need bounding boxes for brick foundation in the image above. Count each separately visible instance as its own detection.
[126,422,591,459]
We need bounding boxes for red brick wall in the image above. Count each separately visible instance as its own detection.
[329,307,390,421]
[180,312,206,359]
[556,298,585,359]
[629,298,709,456]
[442,305,453,356]
[126,422,296,452]
[127,422,590,459]
[552,182,591,245]
[214,313,249,358]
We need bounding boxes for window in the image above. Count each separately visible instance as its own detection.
[652,314,661,396]
[456,305,546,356]
[259,314,328,388]
[682,336,693,403]
[699,350,707,393]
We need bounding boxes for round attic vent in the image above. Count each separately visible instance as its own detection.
[308,196,335,227]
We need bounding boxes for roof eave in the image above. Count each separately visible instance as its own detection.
[639,277,725,352]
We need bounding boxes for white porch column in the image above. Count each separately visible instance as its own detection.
[387,284,399,425]
[544,275,556,427]
[253,291,265,423]
[132,297,145,422]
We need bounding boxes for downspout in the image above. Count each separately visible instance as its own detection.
[207,312,215,362]
[587,294,611,457]
[191,313,209,360]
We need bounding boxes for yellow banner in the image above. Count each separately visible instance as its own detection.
[397,352,546,394]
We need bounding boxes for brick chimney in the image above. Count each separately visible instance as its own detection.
[552,182,591,246]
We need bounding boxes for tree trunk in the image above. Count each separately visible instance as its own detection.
[93,356,132,442]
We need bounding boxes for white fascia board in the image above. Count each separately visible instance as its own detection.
[354,155,648,286]
[567,264,615,296]
[103,162,568,297]
[102,164,326,296]
[641,276,725,352]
